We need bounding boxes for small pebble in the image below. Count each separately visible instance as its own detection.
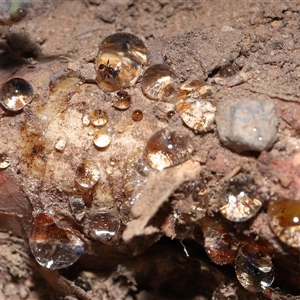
[216,99,278,152]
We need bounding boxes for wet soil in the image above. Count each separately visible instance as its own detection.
[0,1,300,299]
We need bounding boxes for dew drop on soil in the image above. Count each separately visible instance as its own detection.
[0,78,34,111]
[143,128,193,170]
[29,212,84,270]
[141,64,177,101]
[235,241,274,292]
[95,32,148,92]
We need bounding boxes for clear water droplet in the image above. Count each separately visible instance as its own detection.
[235,241,274,292]
[29,212,84,270]
[143,128,194,170]
[55,135,68,151]
[176,80,215,132]
[0,153,10,169]
[0,78,34,111]
[87,211,120,242]
[219,175,262,222]
[141,64,177,101]
[75,159,100,189]
[95,32,148,92]
[268,198,300,248]
[94,128,112,148]
[82,114,90,126]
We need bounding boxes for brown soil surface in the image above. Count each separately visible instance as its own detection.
[1,1,300,299]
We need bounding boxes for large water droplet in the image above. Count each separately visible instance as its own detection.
[176,80,215,132]
[219,175,262,222]
[235,241,274,292]
[95,32,148,92]
[268,198,300,248]
[0,78,34,111]
[143,128,194,170]
[141,64,177,101]
[29,212,84,270]
[201,217,238,265]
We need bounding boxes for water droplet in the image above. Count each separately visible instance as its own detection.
[89,110,108,126]
[117,123,126,133]
[69,196,86,222]
[176,80,215,132]
[94,128,112,148]
[235,241,274,292]
[143,128,194,170]
[201,217,238,265]
[166,110,176,120]
[219,175,262,222]
[0,78,34,111]
[87,211,120,242]
[0,153,10,169]
[132,109,143,122]
[268,198,300,247]
[29,212,84,270]
[82,114,90,126]
[95,32,148,92]
[55,135,68,151]
[141,64,177,101]
[75,159,100,189]
[219,63,237,78]
[112,90,131,110]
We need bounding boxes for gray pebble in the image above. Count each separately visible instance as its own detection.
[216,99,278,152]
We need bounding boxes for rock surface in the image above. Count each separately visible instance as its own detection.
[216,99,278,152]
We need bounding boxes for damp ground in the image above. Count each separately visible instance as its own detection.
[0,1,300,299]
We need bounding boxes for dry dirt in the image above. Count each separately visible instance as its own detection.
[1,1,300,299]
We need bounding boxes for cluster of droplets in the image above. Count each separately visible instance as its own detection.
[163,173,275,293]
[1,32,286,295]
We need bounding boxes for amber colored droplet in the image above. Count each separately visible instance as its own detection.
[141,64,177,101]
[219,175,262,222]
[0,152,10,169]
[95,32,148,92]
[112,90,131,110]
[235,241,274,292]
[219,63,237,77]
[268,199,300,247]
[29,212,84,270]
[176,80,215,132]
[143,128,194,170]
[167,110,176,120]
[0,78,34,111]
[88,211,120,243]
[201,217,238,265]
[75,159,100,189]
[132,109,143,122]
[89,110,108,126]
